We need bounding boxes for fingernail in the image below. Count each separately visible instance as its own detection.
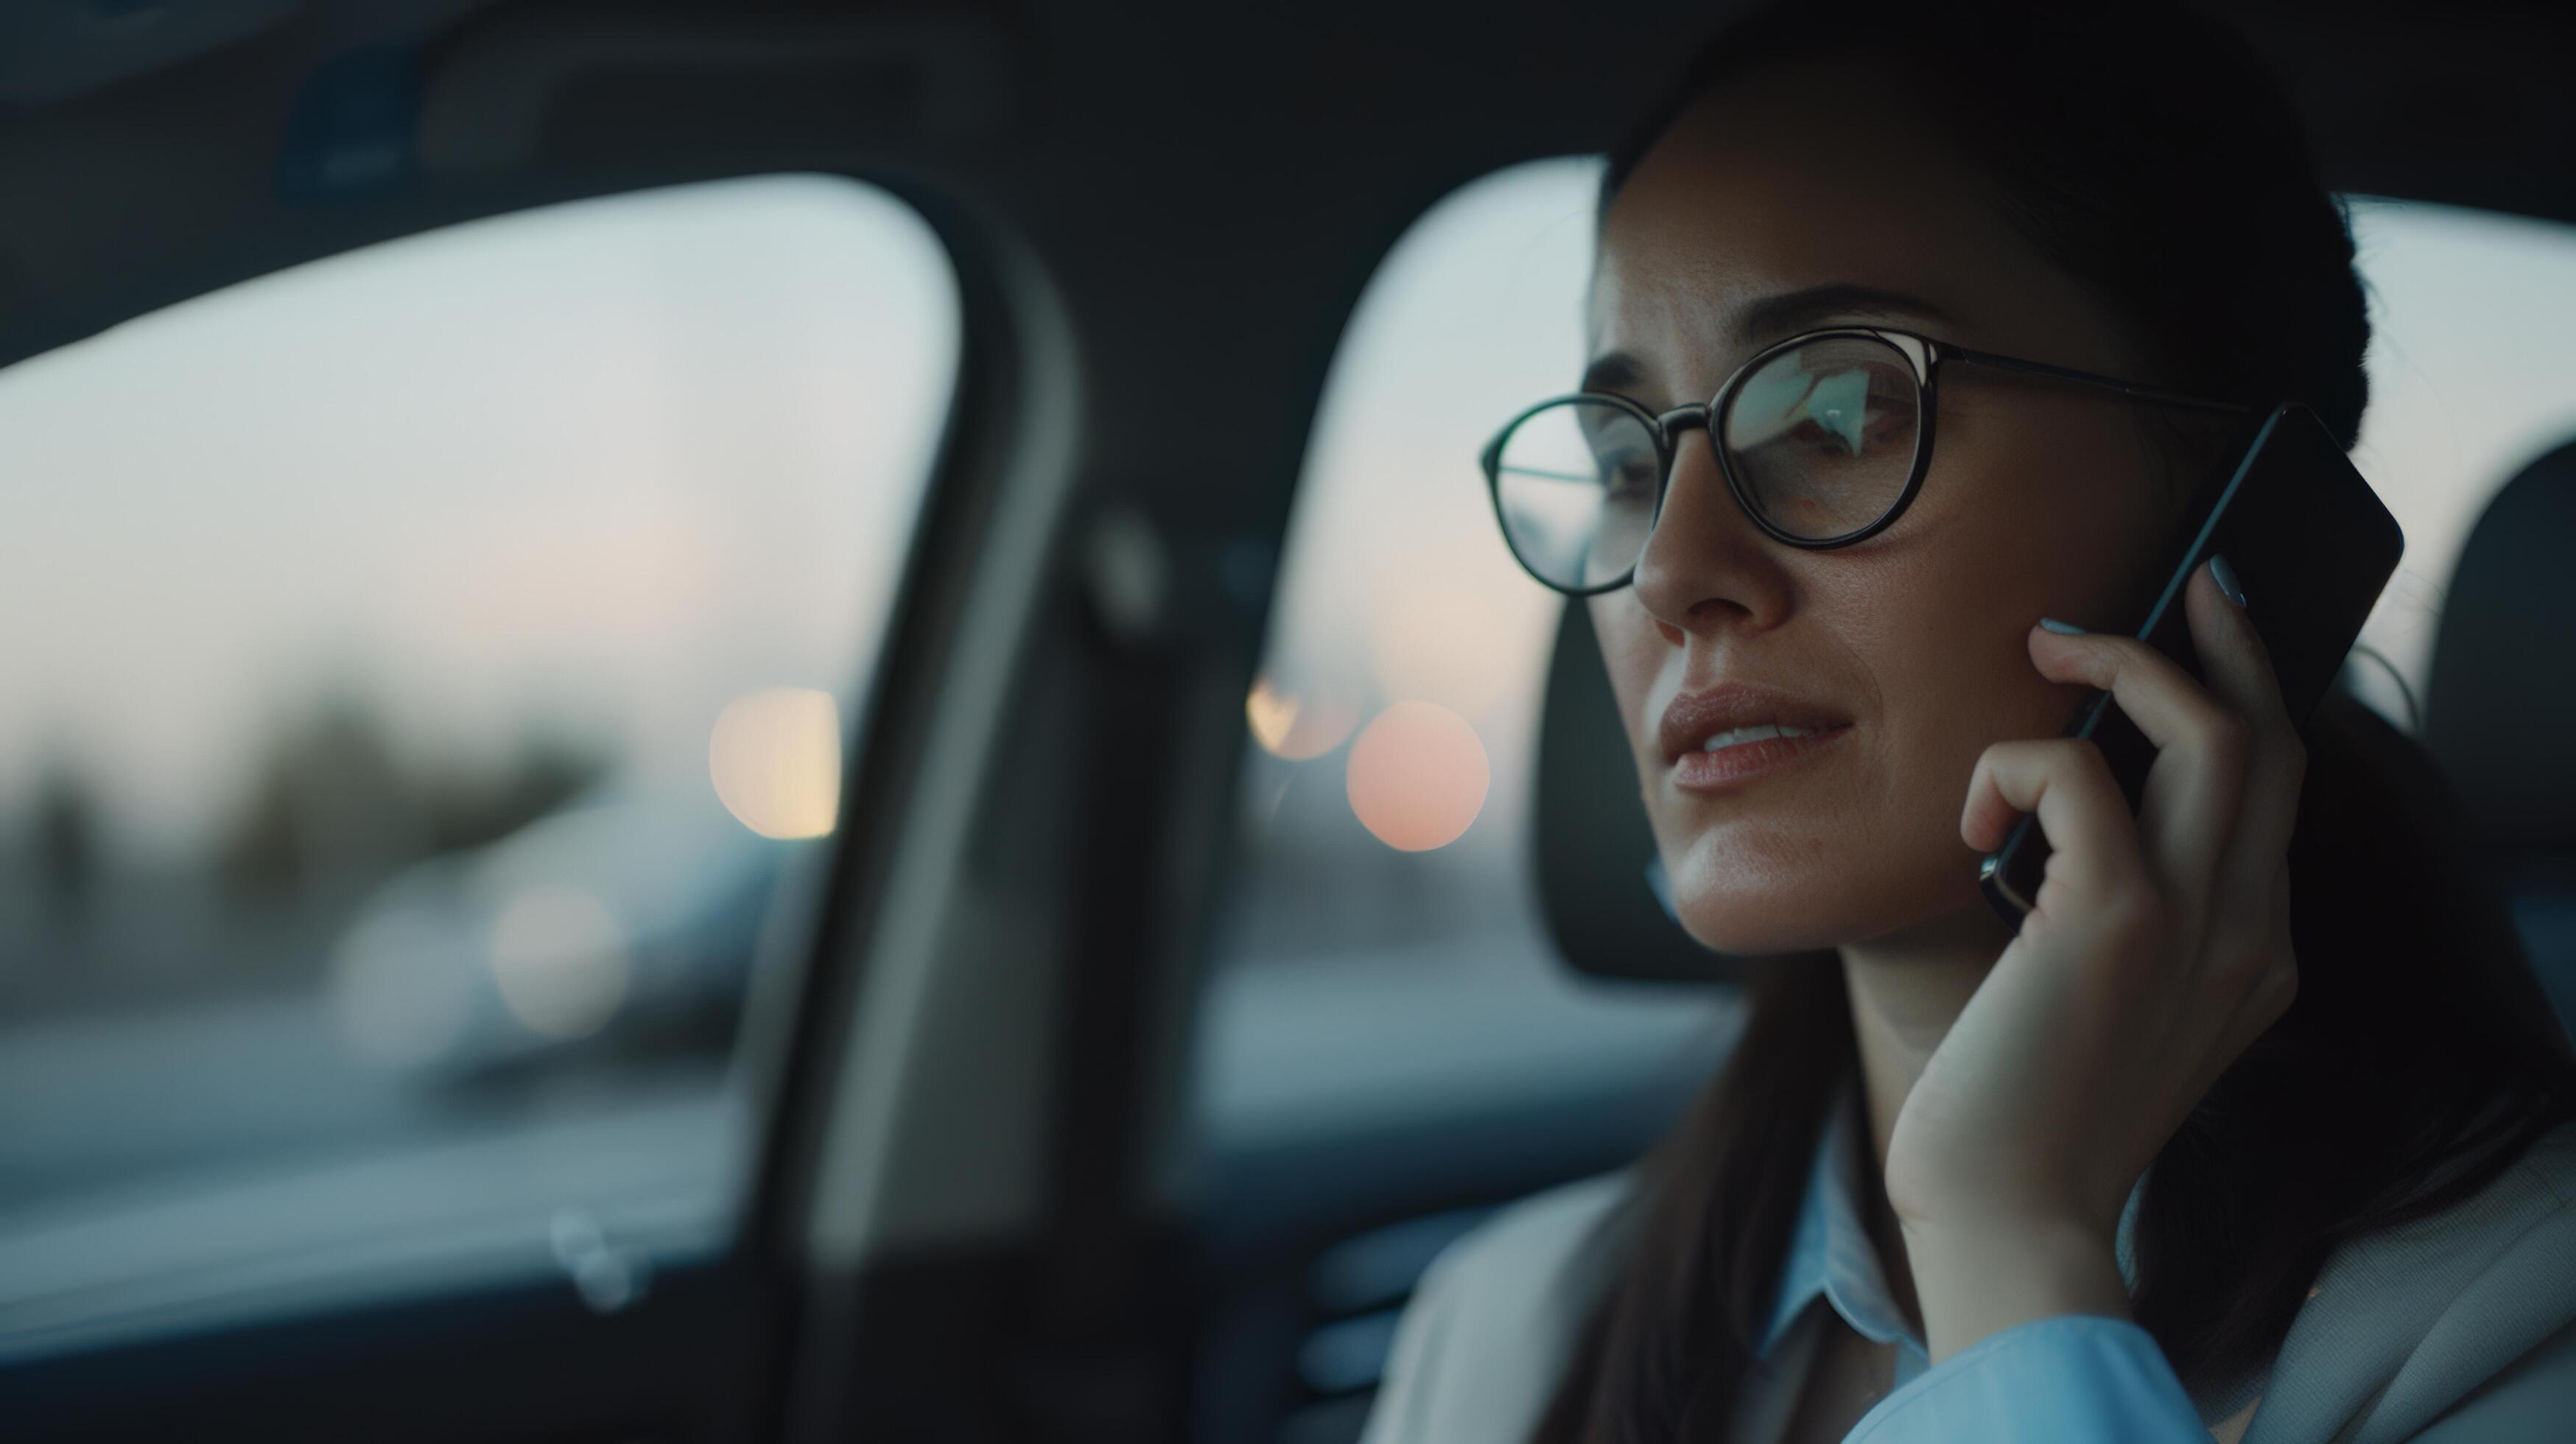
[2209,554,2248,609]
[2038,617,2087,635]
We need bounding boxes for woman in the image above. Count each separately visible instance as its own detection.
[1360,4,2576,1441]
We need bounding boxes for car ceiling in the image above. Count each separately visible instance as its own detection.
[5,2,2575,379]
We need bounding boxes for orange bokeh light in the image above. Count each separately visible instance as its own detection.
[1345,700,1491,851]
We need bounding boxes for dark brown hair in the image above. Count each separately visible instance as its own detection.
[1534,4,2576,1440]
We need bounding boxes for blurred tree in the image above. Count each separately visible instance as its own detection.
[220,695,420,903]
[424,732,610,855]
[220,697,611,904]
[31,763,100,928]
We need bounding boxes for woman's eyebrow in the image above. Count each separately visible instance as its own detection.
[1581,285,1954,396]
[1732,283,1954,340]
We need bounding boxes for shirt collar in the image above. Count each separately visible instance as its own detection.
[1755,1079,2153,1364]
[1758,1080,1920,1359]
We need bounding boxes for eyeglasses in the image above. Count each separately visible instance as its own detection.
[1479,326,2250,596]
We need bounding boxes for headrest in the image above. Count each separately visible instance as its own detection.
[1532,598,1749,984]
[2425,439,2576,861]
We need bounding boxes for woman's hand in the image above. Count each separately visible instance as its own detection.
[1885,557,2307,1363]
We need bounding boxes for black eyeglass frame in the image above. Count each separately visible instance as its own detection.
[1478,325,2254,597]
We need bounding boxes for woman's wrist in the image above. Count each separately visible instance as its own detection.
[1896,1213,2133,1365]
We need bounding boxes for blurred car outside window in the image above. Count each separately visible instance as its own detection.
[0,174,958,1356]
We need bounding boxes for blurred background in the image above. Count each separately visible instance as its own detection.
[5,145,2573,1364]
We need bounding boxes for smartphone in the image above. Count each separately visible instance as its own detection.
[1978,403,2404,921]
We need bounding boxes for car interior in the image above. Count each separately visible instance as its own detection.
[4,2,2574,1441]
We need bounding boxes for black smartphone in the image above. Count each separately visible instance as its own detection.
[1977,403,2404,921]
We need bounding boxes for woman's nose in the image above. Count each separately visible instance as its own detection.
[1629,430,1791,637]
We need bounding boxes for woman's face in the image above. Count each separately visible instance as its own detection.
[1587,68,2194,956]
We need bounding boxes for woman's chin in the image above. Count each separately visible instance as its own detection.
[1668,895,1848,959]
[1668,866,1993,958]
[1655,841,1855,956]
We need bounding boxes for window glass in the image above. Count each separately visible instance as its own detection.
[0,175,956,1348]
[2345,195,2576,707]
[1193,157,1719,1166]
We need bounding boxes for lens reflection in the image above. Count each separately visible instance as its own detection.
[1722,336,1920,539]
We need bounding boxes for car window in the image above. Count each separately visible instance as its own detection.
[1189,156,1726,1213]
[0,175,958,1355]
[1186,163,1727,1438]
[2343,195,2576,712]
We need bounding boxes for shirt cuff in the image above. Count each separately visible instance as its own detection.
[1847,1315,2205,1443]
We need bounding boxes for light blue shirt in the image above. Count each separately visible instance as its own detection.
[1769,1086,2214,1440]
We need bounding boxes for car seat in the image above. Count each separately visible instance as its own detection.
[2426,439,2576,1037]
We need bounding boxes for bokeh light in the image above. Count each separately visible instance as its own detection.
[709,687,843,838]
[1344,700,1491,851]
[1246,673,1360,760]
[489,886,631,1039]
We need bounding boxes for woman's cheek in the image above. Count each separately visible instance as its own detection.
[1854,645,2032,888]
[1586,597,1664,779]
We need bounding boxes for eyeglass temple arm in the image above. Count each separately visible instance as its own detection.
[1938,343,2253,416]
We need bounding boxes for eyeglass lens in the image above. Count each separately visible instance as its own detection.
[1490,334,1923,590]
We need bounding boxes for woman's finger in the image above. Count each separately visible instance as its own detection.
[2025,620,2237,752]
[1962,735,2150,912]
[2210,866,2300,1070]
[2026,619,2252,902]
[2183,557,2295,735]
[2183,558,2309,942]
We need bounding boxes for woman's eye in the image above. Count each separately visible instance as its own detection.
[1785,401,1908,458]
[1766,366,1914,458]
[1785,413,1865,456]
[1598,451,1658,492]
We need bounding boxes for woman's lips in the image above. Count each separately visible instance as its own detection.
[1657,682,1853,763]
[1668,723,1853,792]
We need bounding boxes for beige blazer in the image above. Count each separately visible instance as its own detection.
[1360,1122,2576,1443]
